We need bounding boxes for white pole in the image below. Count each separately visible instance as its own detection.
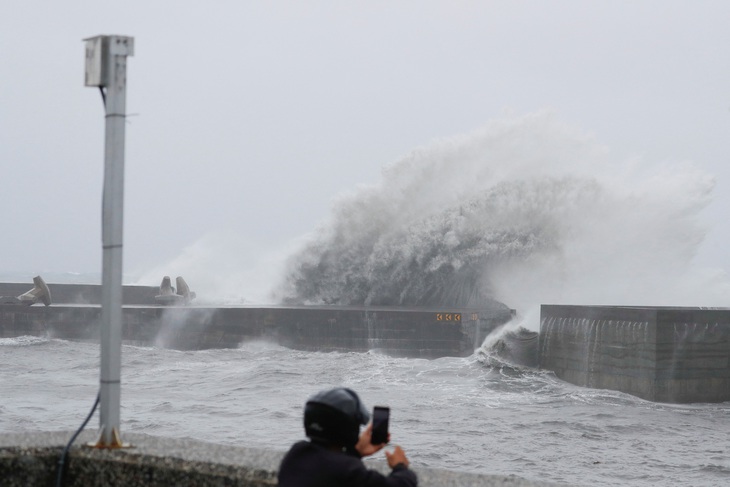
[84,35,134,448]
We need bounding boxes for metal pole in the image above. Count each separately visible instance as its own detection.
[84,35,134,448]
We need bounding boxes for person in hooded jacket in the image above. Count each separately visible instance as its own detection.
[278,387,418,487]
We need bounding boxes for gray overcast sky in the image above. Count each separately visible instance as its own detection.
[2,1,729,287]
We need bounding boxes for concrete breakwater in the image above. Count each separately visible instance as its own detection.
[5,282,728,403]
[0,282,513,359]
[539,305,730,403]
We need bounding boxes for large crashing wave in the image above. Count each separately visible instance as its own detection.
[274,112,721,311]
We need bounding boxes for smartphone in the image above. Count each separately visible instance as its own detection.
[370,406,390,445]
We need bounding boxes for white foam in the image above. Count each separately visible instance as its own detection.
[277,111,727,313]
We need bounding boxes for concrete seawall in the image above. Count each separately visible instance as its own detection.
[0,304,510,358]
[0,282,513,359]
[539,305,730,403]
[0,431,565,487]
[6,282,728,402]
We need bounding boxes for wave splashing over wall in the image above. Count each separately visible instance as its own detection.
[276,112,722,313]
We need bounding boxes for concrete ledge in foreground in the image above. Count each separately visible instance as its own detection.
[0,431,569,487]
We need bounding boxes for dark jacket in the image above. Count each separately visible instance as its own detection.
[278,440,418,487]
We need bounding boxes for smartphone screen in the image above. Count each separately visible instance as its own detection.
[370,406,390,445]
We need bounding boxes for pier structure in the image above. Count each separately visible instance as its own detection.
[0,282,513,359]
[5,282,729,403]
[540,304,730,403]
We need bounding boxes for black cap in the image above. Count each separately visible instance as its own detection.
[304,388,370,447]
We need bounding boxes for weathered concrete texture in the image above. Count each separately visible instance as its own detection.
[0,431,567,487]
[0,304,511,359]
[539,305,730,403]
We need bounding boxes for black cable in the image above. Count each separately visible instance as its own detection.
[57,83,110,486]
[57,81,108,487]
[55,392,100,487]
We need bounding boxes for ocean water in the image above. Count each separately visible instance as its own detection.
[4,113,729,486]
[2,335,729,486]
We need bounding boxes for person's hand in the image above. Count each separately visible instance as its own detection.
[355,423,388,457]
[385,445,409,469]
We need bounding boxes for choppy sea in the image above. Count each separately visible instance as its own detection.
[1,335,729,486]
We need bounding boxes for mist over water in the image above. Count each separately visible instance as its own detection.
[275,112,727,321]
[133,111,728,318]
[6,113,730,486]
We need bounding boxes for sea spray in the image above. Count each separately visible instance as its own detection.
[133,231,300,304]
[275,111,722,318]
[137,111,725,314]
[477,316,540,368]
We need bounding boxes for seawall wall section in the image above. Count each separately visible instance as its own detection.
[0,304,511,359]
[0,282,512,359]
[539,305,730,403]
